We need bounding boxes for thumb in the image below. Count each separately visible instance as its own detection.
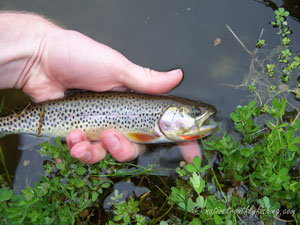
[119,63,183,94]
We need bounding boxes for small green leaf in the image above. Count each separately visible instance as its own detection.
[249,100,257,108]
[230,113,240,122]
[282,37,291,45]
[278,168,289,176]
[185,164,197,173]
[75,179,86,188]
[114,215,122,221]
[196,195,205,208]
[36,183,50,197]
[278,122,289,128]
[92,192,99,202]
[288,144,299,151]
[186,197,195,212]
[0,187,13,202]
[248,85,256,92]
[256,39,265,48]
[291,136,300,145]
[263,196,270,208]
[75,166,87,175]
[280,98,286,116]
[214,214,223,224]
[272,98,280,109]
[124,212,130,224]
[190,218,201,225]
[56,163,66,171]
[192,156,201,169]
[285,129,294,143]
[190,173,205,194]
[281,75,289,83]
[258,196,271,209]
[159,222,168,225]
[102,182,111,188]
[199,164,211,173]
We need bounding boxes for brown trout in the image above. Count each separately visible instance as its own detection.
[0,92,216,143]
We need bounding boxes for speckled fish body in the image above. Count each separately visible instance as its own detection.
[0,92,216,143]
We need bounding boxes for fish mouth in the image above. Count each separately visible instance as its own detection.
[180,121,217,140]
[185,110,217,139]
[199,119,217,136]
[195,106,216,128]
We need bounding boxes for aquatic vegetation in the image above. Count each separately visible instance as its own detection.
[0,7,299,225]
[227,8,300,107]
[0,138,167,224]
[163,97,299,224]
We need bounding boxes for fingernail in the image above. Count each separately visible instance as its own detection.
[104,134,120,152]
[70,136,81,145]
[167,69,182,75]
[85,151,92,161]
[73,147,85,158]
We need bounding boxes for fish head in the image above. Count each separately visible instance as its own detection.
[158,103,216,142]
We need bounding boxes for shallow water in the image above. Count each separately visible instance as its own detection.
[0,0,299,192]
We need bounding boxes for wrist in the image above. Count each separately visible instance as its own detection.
[0,12,58,89]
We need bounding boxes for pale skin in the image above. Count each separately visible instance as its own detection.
[0,12,202,164]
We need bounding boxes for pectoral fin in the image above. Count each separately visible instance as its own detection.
[180,135,201,141]
[126,132,159,143]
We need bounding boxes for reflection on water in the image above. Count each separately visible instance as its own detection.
[0,0,299,191]
[210,57,239,79]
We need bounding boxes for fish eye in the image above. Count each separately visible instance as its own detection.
[178,108,186,117]
[190,107,202,117]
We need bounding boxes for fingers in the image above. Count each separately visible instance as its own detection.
[108,47,183,94]
[66,129,107,164]
[70,141,107,164]
[66,129,88,147]
[178,141,202,164]
[66,129,144,164]
[46,30,183,94]
[121,66,183,94]
[101,129,145,162]
[66,129,201,165]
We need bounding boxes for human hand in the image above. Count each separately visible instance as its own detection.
[0,12,202,163]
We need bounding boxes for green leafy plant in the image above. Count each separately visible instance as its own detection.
[108,190,146,225]
[166,98,299,224]
[1,139,111,224]
[266,63,275,77]
[0,139,166,224]
[256,39,265,48]
[228,8,300,105]
[270,7,290,28]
